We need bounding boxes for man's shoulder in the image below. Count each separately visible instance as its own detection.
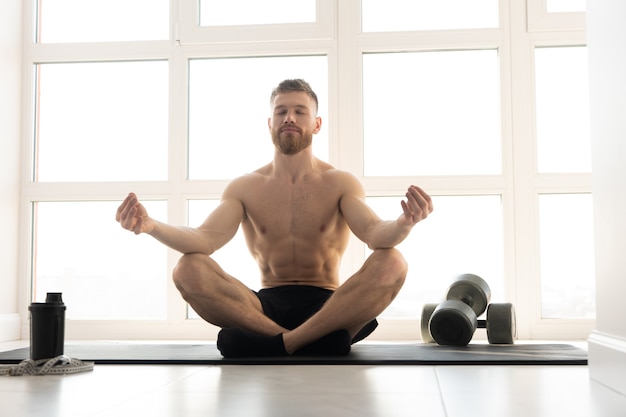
[222,170,268,198]
[232,163,273,183]
[315,160,353,179]
[321,166,361,187]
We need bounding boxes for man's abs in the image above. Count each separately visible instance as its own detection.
[238,220,345,289]
[254,235,344,290]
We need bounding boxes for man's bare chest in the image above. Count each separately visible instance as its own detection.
[244,182,343,237]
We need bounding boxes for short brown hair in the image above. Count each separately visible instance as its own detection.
[270,79,318,112]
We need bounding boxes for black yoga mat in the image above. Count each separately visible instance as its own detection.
[0,343,587,365]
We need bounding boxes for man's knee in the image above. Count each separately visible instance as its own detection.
[172,253,208,294]
[369,248,408,288]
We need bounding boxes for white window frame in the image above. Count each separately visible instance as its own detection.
[179,0,335,44]
[527,0,586,32]
[18,0,595,341]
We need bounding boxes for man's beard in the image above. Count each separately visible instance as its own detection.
[272,130,313,155]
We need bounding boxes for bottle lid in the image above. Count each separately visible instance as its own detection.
[45,292,64,304]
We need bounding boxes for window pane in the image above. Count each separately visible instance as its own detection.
[539,194,596,319]
[367,195,505,318]
[187,200,260,319]
[35,61,169,182]
[188,56,328,180]
[37,0,169,43]
[33,201,168,320]
[547,0,586,13]
[535,46,591,173]
[363,50,501,176]
[200,0,315,26]
[362,0,498,32]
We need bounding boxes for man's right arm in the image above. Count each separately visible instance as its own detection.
[116,191,245,256]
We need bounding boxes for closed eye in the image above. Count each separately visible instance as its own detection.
[273,105,309,116]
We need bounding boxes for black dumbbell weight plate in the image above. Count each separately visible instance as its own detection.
[420,303,438,343]
[446,273,491,317]
[486,303,516,344]
[429,300,477,346]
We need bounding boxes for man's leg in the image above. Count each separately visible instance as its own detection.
[172,253,286,337]
[282,248,408,354]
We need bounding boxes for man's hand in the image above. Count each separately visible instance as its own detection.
[115,193,155,235]
[399,185,433,227]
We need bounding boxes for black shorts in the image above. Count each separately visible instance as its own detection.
[254,285,378,344]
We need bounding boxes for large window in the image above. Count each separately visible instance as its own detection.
[534,46,590,173]
[33,201,168,319]
[34,61,169,182]
[37,0,169,43]
[21,0,594,340]
[199,0,316,26]
[362,49,501,176]
[538,194,595,319]
[361,0,499,31]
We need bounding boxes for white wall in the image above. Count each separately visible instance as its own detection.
[587,0,626,396]
[0,0,22,341]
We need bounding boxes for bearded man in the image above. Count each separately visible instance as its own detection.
[116,79,433,357]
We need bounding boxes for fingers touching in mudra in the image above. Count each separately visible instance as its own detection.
[400,185,433,226]
[115,193,154,235]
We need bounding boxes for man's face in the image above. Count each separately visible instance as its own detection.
[268,91,322,155]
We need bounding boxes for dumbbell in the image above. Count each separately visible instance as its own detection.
[420,274,516,346]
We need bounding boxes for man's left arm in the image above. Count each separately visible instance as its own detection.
[340,178,433,249]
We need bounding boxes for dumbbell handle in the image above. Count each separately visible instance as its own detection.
[477,319,486,329]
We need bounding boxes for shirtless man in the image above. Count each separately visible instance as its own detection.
[116,79,433,357]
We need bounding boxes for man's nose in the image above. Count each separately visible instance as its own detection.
[283,111,296,123]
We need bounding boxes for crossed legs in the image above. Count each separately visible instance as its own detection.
[172,248,408,356]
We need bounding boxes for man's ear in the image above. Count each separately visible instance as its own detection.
[313,116,322,134]
[268,117,272,131]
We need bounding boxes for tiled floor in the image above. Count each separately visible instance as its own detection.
[1,341,625,417]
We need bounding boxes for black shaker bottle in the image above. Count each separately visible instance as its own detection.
[29,292,66,360]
